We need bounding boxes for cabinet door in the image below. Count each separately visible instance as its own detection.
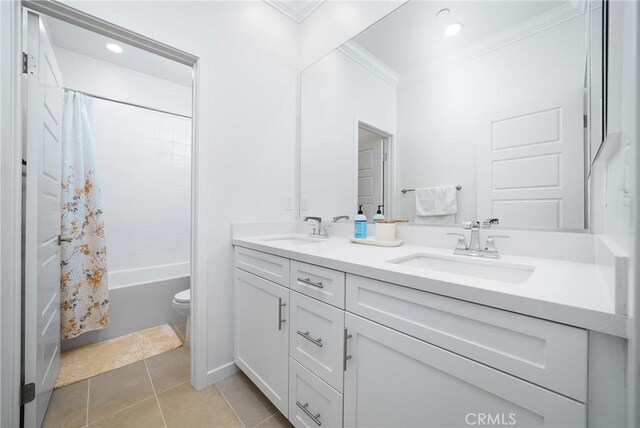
[343,313,586,428]
[235,268,289,416]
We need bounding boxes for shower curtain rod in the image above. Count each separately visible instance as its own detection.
[63,87,192,119]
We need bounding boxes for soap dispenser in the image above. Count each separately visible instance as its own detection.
[373,205,385,223]
[354,205,367,239]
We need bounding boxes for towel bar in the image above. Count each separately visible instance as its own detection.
[401,185,461,194]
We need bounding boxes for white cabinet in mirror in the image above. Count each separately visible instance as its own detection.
[300,0,605,230]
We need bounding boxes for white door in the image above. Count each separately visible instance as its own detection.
[23,11,64,428]
[343,313,586,428]
[357,127,383,220]
[476,89,585,229]
[234,269,290,416]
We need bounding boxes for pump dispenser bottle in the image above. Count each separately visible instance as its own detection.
[354,205,367,238]
[373,205,385,223]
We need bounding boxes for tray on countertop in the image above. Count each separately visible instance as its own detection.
[348,237,403,247]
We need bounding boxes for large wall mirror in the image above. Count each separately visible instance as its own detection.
[300,0,606,230]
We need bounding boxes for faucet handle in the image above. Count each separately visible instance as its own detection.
[447,233,468,250]
[484,235,509,253]
[308,223,318,235]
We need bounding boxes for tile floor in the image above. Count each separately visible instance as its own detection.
[42,322,292,428]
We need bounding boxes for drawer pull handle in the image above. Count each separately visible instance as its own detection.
[297,401,322,426]
[297,330,323,347]
[298,277,324,289]
[343,328,352,371]
[278,298,286,331]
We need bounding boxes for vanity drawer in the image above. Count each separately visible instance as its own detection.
[345,274,588,402]
[235,246,289,286]
[289,357,343,428]
[290,261,345,308]
[290,291,345,392]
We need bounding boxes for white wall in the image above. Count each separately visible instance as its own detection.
[300,48,396,220]
[92,99,192,278]
[53,47,192,117]
[60,0,299,386]
[397,14,587,224]
[299,0,406,70]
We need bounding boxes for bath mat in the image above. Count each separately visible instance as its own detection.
[55,324,182,389]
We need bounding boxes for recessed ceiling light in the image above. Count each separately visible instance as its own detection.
[436,8,450,18]
[444,22,463,37]
[105,43,123,53]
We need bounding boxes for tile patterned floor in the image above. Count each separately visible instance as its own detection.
[42,322,292,428]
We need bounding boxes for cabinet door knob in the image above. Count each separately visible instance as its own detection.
[277,298,286,330]
[296,401,322,426]
[297,330,323,347]
[343,328,353,371]
[297,277,324,289]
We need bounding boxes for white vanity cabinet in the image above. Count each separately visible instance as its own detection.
[234,260,290,416]
[234,246,591,428]
[343,313,586,428]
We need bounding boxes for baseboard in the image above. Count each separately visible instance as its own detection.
[207,361,239,385]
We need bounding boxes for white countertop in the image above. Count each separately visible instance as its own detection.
[233,233,627,338]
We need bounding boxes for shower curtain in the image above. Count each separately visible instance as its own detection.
[60,91,109,340]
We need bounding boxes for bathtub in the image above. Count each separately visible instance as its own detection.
[61,262,191,351]
[108,261,190,289]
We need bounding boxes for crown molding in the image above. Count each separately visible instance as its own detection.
[264,0,325,24]
[400,1,588,87]
[338,41,400,87]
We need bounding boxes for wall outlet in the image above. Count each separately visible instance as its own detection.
[301,196,309,211]
[285,196,294,211]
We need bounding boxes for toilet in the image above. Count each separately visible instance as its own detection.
[172,289,191,347]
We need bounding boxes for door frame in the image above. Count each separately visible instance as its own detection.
[1,3,205,426]
[0,1,24,427]
[354,120,396,219]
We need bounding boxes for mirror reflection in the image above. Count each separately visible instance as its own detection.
[300,1,604,229]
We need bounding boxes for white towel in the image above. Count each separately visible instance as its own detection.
[414,185,458,224]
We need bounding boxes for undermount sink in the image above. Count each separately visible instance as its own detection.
[261,235,323,246]
[388,253,536,284]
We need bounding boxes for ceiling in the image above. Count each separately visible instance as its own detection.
[353,1,569,77]
[45,16,193,87]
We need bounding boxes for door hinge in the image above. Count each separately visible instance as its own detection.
[383,153,388,162]
[22,52,37,75]
[21,383,35,405]
[583,114,588,128]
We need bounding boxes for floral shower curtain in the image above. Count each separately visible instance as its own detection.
[60,91,109,340]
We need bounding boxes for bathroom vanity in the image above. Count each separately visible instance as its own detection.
[231,2,628,425]
[233,233,626,428]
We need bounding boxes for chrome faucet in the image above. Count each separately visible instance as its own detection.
[448,218,507,258]
[304,216,330,238]
[465,221,482,252]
